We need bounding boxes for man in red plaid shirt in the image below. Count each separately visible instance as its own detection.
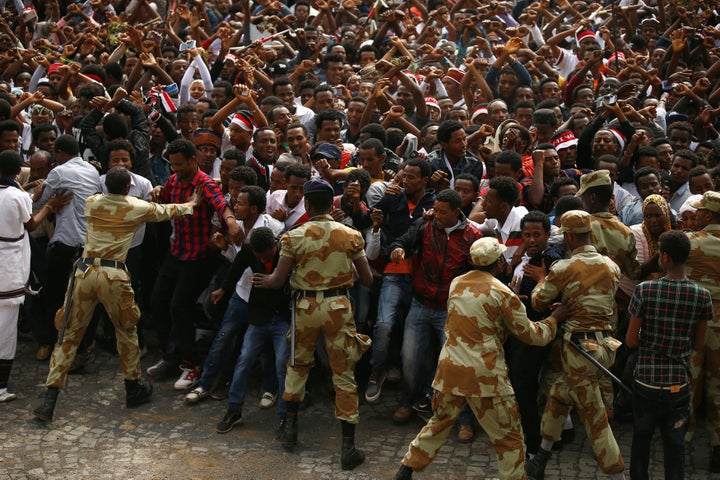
[147,138,242,391]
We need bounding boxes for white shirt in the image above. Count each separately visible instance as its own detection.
[233,214,284,301]
[266,189,307,231]
[0,185,32,306]
[34,156,102,247]
[481,205,529,262]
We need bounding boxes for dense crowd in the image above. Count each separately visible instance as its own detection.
[0,0,719,478]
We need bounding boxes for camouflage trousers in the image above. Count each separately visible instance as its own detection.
[283,293,370,423]
[401,391,527,480]
[46,264,141,388]
[539,335,624,474]
[690,326,720,445]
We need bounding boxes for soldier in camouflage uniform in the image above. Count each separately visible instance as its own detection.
[251,178,373,471]
[32,167,201,422]
[392,238,573,480]
[576,169,642,420]
[686,191,720,471]
[527,210,626,480]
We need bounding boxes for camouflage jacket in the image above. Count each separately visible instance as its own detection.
[432,270,557,397]
[687,224,720,323]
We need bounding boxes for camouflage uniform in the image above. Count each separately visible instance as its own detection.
[281,214,370,423]
[46,194,194,388]
[532,229,624,474]
[686,192,720,446]
[400,238,559,480]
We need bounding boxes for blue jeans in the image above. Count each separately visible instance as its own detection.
[401,298,447,406]
[630,381,690,480]
[227,315,290,420]
[198,292,249,390]
[370,274,412,374]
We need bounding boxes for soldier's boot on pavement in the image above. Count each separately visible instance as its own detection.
[711,446,720,473]
[125,379,153,408]
[526,447,551,480]
[340,421,365,471]
[281,401,299,450]
[392,464,413,479]
[33,387,59,422]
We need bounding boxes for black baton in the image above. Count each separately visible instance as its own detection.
[568,338,633,395]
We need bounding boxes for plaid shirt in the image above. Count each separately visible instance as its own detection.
[628,277,713,386]
[160,168,228,261]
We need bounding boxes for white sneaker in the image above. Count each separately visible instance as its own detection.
[0,390,17,402]
[174,366,201,391]
[184,386,209,404]
[259,392,277,409]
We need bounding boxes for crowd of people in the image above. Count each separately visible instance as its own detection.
[0,0,719,477]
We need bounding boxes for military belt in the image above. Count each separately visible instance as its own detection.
[570,330,611,342]
[301,288,349,298]
[80,257,127,270]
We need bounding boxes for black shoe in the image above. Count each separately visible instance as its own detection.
[341,437,365,471]
[282,412,298,450]
[275,419,286,441]
[526,447,551,480]
[125,379,153,408]
[393,465,413,480]
[412,394,433,421]
[216,410,242,434]
[33,387,59,423]
[711,446,720,473]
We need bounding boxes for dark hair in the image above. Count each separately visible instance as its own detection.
[166,138,197,159]
[360,123,386,144]
[533,108,557,126]
[673,149,700,168]
[250,226,276,253]
[346,168,371,193]
[596,154,620,167]
[230,165,257,185]
[286,122,308,135]
[102,113,129,140]
[436,188,462,210]
[304,188,333,211]
[239,185,267,211]
[495,150,523,172]
[437,120,464,143]
[455,172,479,192]
[636,146,658,159]
[103,62,123,82]
[285,164,311,181]
[488,176,520,206]
[689,166,709,181]
[176,103,198,123]
[550,177,579,198]
[54,134,80,157]
[667,121,694,139]
[521,210,551,232]
[31,122,56,140]
[37,81,59,98]
[223,148,245,164]
[105,166,132,194]
[555,195,583,218]
[359,138,384,156]
[658,230,691,264]
[405,158,432,178]
[0,149,22,176]
[314,109,343,131]
[272,77,293,95]
[80,64,106,83]
[633,166,659,186]
[213,80,234,98]
[107,138,136,164]
[0,119,20,136]
[323,53,344,68]
[252,126,275,143]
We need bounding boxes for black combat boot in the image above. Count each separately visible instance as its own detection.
[526,447,552,480]
[125,379,153,407]
[711,445,720,473]
[282,401,299,450]
[340,420,365,470]
[392,464,413,480]
[33,387,59,422]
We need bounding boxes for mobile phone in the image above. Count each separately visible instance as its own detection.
[333,87,342,95]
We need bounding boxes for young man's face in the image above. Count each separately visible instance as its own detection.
[433,200,460,230]
[522,221,550,257]
[108,149,133,170]
[453,179,477,210]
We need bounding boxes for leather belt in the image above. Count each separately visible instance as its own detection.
[80,257,127,270]
[301,288,349,298]
[635,379,688,393]
[570,330,611,342]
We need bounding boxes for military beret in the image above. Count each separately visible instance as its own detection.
[558,210,592,234]
[303,178,334,195]
[312,143,342,161]
[470,237,507,267]
[575,169,611,197]
[691,191,720,214]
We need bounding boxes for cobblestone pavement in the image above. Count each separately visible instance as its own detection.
[2,333,720,480]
